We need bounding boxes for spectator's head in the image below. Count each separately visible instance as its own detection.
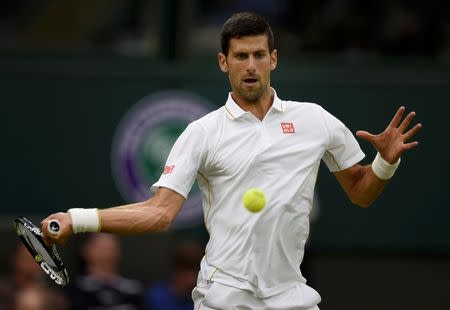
[80,233,121,280]
[14,284,68,310]
[14,285,49,310]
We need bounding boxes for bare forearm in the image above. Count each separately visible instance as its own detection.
[348,165,388,207]
[98,199,171,234]
[41,188,184,245]
[335,163,389,208]
[98,188,185,234]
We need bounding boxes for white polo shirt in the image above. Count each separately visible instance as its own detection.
[152,89,364,298]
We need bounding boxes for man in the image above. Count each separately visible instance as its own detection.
[42,12,421,310]
[68,234,143,309]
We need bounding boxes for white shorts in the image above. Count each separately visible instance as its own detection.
[192,280,321,310]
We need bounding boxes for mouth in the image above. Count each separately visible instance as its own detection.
[243,78,258,86]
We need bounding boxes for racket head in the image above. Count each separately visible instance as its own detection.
[14,217,69,286]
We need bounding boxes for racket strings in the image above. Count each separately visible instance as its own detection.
[20,225,58,269]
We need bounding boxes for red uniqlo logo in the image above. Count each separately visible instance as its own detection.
[163,165,175,174]
[281,122,295,133]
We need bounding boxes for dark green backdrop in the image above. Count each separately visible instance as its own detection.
[2,53,449,251]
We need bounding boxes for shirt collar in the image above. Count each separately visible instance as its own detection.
[224,88,284,120]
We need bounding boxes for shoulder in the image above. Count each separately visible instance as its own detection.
[281,99,327,117]
[282,99,320,110]
[195,107,224,124]
[283,99,343,121]
[190,106,226,131]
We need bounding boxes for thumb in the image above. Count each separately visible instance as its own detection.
[355,130,374,142]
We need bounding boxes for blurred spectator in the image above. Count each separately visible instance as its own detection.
[14,284,49,310]
[377,0,445,57]
[200,0,289,24]
[0,243,46,310]
[144,240,203,310]
[14,284,68,310]
[68,233,144,310]
[1,0,448,58]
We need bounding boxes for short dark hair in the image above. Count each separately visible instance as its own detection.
[220,12,275,55]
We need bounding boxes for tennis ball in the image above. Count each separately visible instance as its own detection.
[242,188,266,213]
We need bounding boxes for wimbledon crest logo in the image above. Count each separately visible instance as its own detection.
[111,90,212,228]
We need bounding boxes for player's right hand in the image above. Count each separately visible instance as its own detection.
[41,212,73,245]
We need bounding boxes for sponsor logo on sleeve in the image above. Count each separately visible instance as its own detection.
[163,165,175,175]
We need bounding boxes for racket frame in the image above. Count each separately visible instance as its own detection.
[14,216,69,286]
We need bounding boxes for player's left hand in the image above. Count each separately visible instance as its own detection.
[356,106,422,163]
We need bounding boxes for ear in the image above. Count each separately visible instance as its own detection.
[270,49,278,71]
[218,53,228,73]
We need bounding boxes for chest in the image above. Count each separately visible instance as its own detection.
[204,113,327,177]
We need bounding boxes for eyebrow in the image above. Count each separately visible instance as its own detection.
[232,49,267,55]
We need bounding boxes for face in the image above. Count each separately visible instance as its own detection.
[218,35,277,104]
[15,287,48,310]
[83,234,120,271]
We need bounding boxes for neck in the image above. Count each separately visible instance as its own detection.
[232,87,274,121]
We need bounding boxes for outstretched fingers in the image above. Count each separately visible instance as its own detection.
[398,111,416,132]
[388,106,406,128]
[403,123,422,141]
[403,141,419,150]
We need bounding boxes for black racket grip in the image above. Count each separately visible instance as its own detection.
[47,220,61,236]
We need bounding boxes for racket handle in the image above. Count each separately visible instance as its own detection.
[48,219,61,236]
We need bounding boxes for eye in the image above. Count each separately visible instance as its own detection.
[235,53,247,60]
[255,52,265,59]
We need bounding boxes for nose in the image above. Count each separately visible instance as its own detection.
[246,56,256,73]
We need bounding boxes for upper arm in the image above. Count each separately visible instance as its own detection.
[319,106,365,173]
[151,122,207,199]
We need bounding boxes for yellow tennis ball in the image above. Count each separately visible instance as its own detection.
[242,188,266,213]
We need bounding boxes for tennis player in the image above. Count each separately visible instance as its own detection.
[42,12,421,310]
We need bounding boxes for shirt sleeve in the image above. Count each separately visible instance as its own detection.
[151,121,207,198]
[320,107,365,172]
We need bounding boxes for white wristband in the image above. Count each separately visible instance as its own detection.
[371,152,401,180]
[68,208,101,233]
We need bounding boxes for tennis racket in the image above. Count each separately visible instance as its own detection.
[14,216,70,286]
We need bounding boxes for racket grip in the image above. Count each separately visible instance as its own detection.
[48,220,61,236]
